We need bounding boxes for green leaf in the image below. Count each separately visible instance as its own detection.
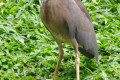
[43,61,54,68]
[9,6,16,13]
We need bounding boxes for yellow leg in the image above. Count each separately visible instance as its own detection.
[46,42,63,80]
[53,43,63,79]
[71,38,80,80]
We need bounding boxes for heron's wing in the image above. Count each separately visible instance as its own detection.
[66,0,98,60]
[75,0,91,21]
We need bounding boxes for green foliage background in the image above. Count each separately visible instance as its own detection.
[0,0,120,80]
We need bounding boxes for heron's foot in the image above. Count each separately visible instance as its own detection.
[46,79,53,80]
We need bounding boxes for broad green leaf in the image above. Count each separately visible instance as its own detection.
[9,6,16,13]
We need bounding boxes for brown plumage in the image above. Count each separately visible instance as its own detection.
[40,0,98,80]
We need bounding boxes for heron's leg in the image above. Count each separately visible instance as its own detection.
[71,38,80,80]
[53,42,63,80]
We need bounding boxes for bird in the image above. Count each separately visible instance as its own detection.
[40,0,98,80]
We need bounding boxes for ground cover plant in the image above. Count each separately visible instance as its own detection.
[0,0,120,80]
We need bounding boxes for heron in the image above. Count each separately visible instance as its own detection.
[40,0,98,80]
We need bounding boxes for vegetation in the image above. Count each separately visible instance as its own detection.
[0,0,120,80]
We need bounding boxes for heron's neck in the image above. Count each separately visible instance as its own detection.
[41,0,46,6]
[41,0,58,6]
[41,0,46,3]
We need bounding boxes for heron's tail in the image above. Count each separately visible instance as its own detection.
[79,47,98,61]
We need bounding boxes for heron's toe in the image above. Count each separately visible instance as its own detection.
[46,79,53,80]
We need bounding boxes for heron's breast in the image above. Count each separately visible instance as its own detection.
[48,25,71,44]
